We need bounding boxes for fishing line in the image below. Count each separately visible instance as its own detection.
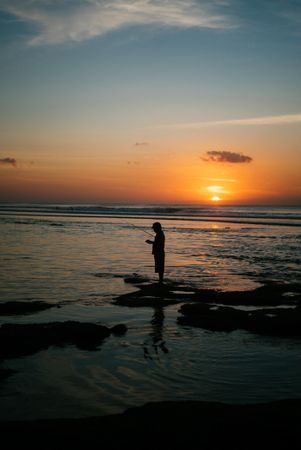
[124,221,154,237]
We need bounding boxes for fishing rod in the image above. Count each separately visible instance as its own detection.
[125,221,154,237]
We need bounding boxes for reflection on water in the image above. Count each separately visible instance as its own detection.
[0,212,301,420]
[2,305,301,420]
[143,305,168,360]
[1,214,300,303]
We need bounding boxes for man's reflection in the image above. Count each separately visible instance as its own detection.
[143,305,168,359]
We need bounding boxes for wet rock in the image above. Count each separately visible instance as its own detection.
[178,303,301,337]
[124,273,150,284]
[0,301,56,316]
[179,303,248,332]
[115,279,301,337]
[0,321,127,360]
[110,324,128,336]
[115,281,199,307]
[115,280,301,308]
[193,283,301,306]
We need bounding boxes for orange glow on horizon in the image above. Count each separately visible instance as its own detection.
[0,132,300,205]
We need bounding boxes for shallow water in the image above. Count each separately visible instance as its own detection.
[0,206,301,420]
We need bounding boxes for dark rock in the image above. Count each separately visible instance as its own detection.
[115,279,301,337]
[0,321,127,360]
[0,301,56,316]
[123,273,150,284]
[0,366,16,380]
[194,283,301,306]
[115,282,196,307]
[115,280,301,309]
[179,303,248,332]
[178,303,301,337]
[110,324,127,336]
[0,399,300,449]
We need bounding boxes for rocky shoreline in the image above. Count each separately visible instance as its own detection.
[178,302,301,337]
[1,278,300,379]
[116,279,301,337]
[0,278,301,446]
[116,277,301,307]
[0,321,127,380]
[0,321,127,358]
[0,300,57,315]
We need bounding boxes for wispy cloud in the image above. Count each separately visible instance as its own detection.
[202,151,252,163]
[206,185,225,193]
[279,1,301,26]
[202,177,237,183]
[135,142,149,146]
[159,113,301,129]
[0,157,17,167]
[0,0,236,46]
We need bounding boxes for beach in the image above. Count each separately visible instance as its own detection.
[1,399,301,449]
[0,204,301,428]
[1,0,301,444]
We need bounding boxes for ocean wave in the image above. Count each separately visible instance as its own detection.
[1,203,301,226]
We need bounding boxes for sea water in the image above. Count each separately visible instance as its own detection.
[0,204,300,420]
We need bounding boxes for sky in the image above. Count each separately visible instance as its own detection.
[0,0,300,205]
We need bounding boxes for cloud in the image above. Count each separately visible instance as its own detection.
[279,2,301,26]
[0,0,236,46]
[159,113,301,129]
[206,185,224,193]
[202,151,252,163]
[0,157,17,167]
[202,177,237,183]
[135,142,149,146]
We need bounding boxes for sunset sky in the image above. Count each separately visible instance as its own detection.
[0,0,300,205]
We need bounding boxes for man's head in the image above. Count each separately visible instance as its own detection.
[152,222,162,233]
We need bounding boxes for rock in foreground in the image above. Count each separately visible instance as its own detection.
[0,399,300,449]
[178,303,301,337]
[0,301,56,316]
[115,280,301,308]
[0,321,127,360]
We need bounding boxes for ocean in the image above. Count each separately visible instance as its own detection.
[0,203,300,420]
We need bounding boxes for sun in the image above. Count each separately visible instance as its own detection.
[211,196,221,202]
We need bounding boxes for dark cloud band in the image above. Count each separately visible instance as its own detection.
[202,151,252,163]
[0,157,17,167]
[135,142,149,146]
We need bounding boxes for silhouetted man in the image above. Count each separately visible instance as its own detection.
[146,222,165,284]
